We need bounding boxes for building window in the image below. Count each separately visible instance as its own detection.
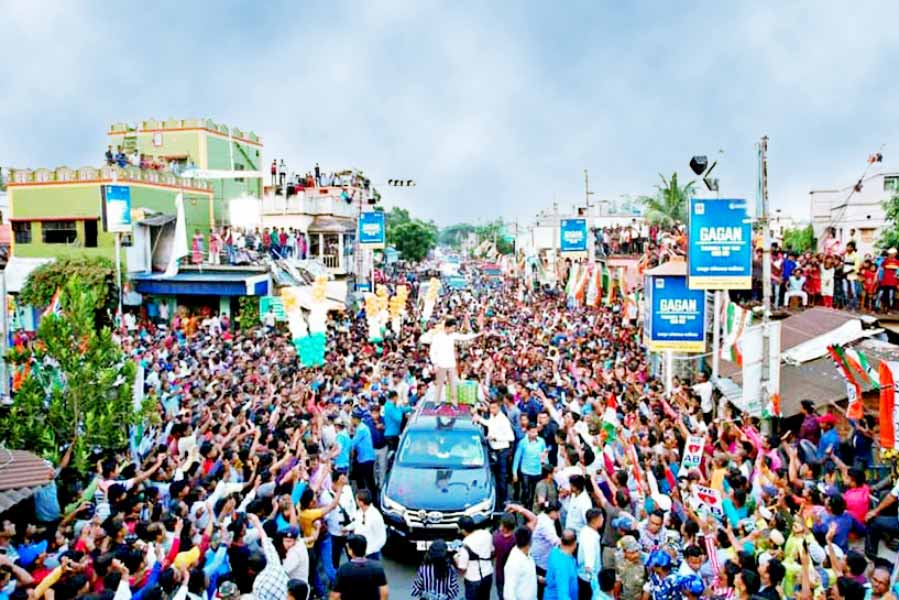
[860,228,876,243]
[41,221,77,244]
[12,221,31,244]
[235,163,245,183]
[885,176,899,192]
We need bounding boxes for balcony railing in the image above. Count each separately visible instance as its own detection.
[321,254,340,269]
[261,190,358,218]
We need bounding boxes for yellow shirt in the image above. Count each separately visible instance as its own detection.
[300,508,325,548]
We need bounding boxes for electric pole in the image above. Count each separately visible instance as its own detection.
[759,136,772,431]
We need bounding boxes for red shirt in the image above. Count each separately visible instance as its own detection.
[883,258,899,287]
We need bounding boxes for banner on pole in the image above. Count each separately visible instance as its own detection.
[688,198,752,290]
[644,274,706,353]
[102,185,133,233]
[560,218,588,256]
[359,211,386,248]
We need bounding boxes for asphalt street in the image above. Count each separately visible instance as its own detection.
[380,545,500,600]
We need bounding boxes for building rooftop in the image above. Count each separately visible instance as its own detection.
[5,164,213,193]
[108,118,261,145]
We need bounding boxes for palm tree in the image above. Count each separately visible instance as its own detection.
[639,172,696,227]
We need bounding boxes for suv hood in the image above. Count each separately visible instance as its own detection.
[384,464,492,511]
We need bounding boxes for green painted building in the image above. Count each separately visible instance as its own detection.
[6,164,214,260]
[108,118,263,224]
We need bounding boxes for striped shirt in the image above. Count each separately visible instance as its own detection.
[410,562,461,600]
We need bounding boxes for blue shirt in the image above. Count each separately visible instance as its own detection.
[812,512,865,551]
[33,482,61,522]
[335,430,352,469]
[352,422,376,463]
[818,428,841,460]
[383,401,410,437]
[783,258,797,280]
[544,547,578,600]
[513,436,547,476]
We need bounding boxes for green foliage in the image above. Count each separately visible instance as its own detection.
[19,256,117,315]
[439,223,476,248]
[638,172,696,227]
[474,220,515,255]
[782,224,816,253]
[385,207,437,263]
[878,193,899,251]
[391,221,438,262]
[0,278,142,472]
[236,297,260,331]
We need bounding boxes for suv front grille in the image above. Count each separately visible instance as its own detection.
[406,509,465,528]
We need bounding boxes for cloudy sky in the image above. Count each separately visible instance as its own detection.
[3,1,899,226]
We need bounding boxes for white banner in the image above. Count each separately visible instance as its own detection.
[682,435,705,470]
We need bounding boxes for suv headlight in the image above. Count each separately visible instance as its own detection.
[464,498,493,517]
[382,494,406,516]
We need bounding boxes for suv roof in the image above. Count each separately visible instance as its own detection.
[406,402,480,432]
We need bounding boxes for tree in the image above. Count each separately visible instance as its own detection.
[474,220,515,255]
[19,256,117,320]
[391,220,437,262]
[879,192,899,250]
[0,278,147,472]
[639,172,696,227]
[782,224,816,253]
[439,223,476,248]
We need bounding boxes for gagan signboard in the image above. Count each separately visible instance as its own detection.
[688,198,752,290]
[644,274,706,352]
[560,218,587,255]
[359,211,386,248]
[101,185,133,233]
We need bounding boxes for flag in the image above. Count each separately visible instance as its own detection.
[827,345,866,420]
[879,361,899,450]
[41,288,62,319]
[164,193,188,278]
[565,263,579,297]
[575,264,591,304]
[603,266,617,305]
[593,264,604,307]
[841,346,879,390]
[586,263,599,306]
[617,266,628,295]
[720,300,752,365]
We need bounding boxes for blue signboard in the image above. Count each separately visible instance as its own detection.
[102,185,132,233]
[444,275,467,290]
[359,211,386,248]
[688,198,752,289]
[560,218,588,254]
[645,274,706,352]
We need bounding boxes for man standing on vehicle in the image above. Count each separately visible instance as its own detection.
[420,317,481,405]
[472,397,515,506]
[456,516,494,600]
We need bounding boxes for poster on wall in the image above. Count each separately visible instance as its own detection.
[560,218,588,256]
[644,274,706,353]
[687,198,752,290]
[101,185,133,233]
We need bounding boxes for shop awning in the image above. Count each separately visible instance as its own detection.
[0,449,55,513]
[308,216,355,234]
[132,270,271,296]
[4,257,54,294]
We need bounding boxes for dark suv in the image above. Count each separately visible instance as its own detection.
[380,404,495,550]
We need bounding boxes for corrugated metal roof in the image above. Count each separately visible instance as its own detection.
[0,449,53,512]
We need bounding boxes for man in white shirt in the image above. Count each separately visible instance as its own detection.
[504,527,537,600]
[473,398,515,506]
[280,527,309,582]
[565,474,592,535]
[455,515,494,600]
[577,509,603,600]
[692,372,714,424]
[321,471,356,569]
[345,489,385,559]
[420,317,479,405]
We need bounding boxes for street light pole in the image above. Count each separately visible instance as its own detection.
[759,136,772,431]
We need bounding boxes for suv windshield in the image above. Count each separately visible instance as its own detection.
[397,430,486,468]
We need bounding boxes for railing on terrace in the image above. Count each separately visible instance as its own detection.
[5,165,212,191]
[261,190,358,218]
[109,118,260,144]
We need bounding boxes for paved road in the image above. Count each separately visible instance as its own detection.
[381,546,499,600]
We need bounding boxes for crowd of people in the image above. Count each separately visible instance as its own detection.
[0,254,897,600]
[104,146,193,174]
[184,227,317,266]
[748,228,899,313]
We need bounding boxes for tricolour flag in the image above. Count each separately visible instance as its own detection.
[827,344,867,420]
[586,263,599,307]
[565,263,580,297]
[575,263,591,304]
[41,288,62,319]
[720,300,751,365]
[879,361,899,450]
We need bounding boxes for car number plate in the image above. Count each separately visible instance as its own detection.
[416,540,433,551]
